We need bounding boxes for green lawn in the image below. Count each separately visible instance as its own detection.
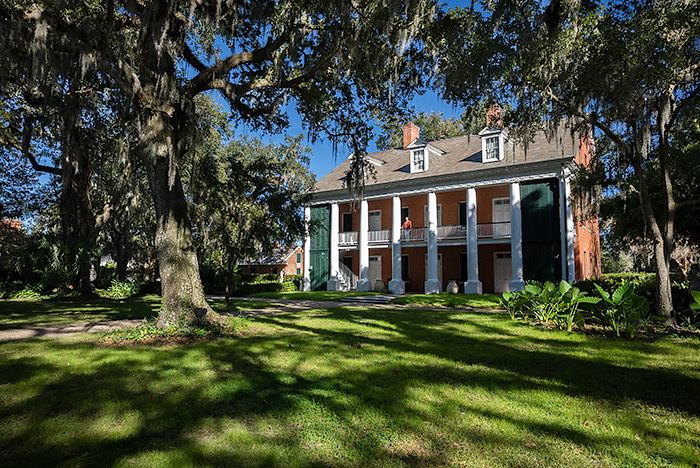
[390,293,503,309]
[1,305,699,467]
[0,296,276,330]
[250,291,382,301]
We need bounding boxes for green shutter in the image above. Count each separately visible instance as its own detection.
[520,179,562,282]
[309,205,330,290]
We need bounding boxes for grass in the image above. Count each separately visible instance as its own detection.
[390,293,502,309]
[1,305,699,467]
[0,296,278,330]
[250,291,382,301]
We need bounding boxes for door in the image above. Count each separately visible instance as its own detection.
[425,253,443,285]
[492,198,510,237]
[369,210,382,231]
[369,256,382,289]
[494,252,512,293]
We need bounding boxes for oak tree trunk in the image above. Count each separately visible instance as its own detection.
[139,111,221,327]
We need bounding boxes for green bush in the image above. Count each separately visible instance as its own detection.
[591,282,650,338]
[105,279,140,298]
[0,281,43,299]
[502,281,598,332]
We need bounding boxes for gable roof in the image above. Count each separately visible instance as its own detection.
[238,246,301,266]
[311,125,581,200]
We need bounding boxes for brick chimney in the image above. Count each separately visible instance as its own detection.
[402,122,420,149]
[486,102,503,128]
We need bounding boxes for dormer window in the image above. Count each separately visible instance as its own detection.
[484,136,500,161]
[412,149,426,173]
[479,127,507,163]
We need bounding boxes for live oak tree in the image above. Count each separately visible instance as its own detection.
[2,1,437,326]
[435,0,700,325]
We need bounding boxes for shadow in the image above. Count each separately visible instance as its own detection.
[462,152,482,163]
[395,164,410,174]
[0,307,698,467]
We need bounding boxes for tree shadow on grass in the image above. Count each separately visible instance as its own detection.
[0,307,699,467]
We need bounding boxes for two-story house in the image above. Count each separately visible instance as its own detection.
[302,116,600,294]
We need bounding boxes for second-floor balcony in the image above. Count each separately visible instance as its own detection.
[338,222,511,247]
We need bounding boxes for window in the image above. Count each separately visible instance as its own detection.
[296,252,302,264]
[401,207,409,221]
[296,268,301,275]
[411,149,427,173]
[484,136,500,161]
[401,254,409,280]
[342,212,353,232]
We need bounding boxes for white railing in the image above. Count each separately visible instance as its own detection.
[437,225,467,240]
[339,262,358,290]
[400,227,426,242]
[339,231,358,246]
[477,222,511,238]
[368,229,391,243]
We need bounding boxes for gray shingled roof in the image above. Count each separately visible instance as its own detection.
[238,246,298,266]
[311,126,581,200]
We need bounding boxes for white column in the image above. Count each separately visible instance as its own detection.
[327,203,341,291]
[425,191,441,294]
[303,206,311,291]
[509,182,525,291]
[563,175,576,282]
[465,187,482,294]
[389,196,405,294]
[559,177,568,281]
[357,199,372,291]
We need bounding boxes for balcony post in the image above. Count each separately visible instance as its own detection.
[560,173,576,282]
[327,203,341,291]
[357,199,372,291]
[509,183,525,291]
[389,196,405,294]
[465,187,482,294]
[302,206,311,291]
[425,191,441,293]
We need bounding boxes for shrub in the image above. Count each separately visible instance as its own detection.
[105,279,140,298]
[591,282,650,338]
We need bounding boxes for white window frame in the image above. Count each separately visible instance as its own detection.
[411,148,427,173]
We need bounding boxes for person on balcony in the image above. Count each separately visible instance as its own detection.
[401,217,412,240]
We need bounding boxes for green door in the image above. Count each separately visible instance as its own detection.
[310,205,330,291]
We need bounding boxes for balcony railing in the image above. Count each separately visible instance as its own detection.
[477,222,511,238]
[368,229,392,243]
[337,223,510,246]
[437,225,467,240]
[339,231,358,246]
[401,227,426,242]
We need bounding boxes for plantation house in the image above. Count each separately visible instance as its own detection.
[302,115,600,294]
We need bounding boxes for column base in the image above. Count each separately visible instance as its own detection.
[356,279,373,292]
[424,279,441,294]
[326,278,341,292]
[509,279,526,292]
[388,279,405,295]
[464,280,482,295]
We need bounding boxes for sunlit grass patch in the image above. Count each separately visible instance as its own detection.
[390,293,503,309]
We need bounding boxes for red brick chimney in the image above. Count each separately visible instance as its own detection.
[486,102,503,128]
[402,122,420,149]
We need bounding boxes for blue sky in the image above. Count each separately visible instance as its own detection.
[231,0,478,181]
